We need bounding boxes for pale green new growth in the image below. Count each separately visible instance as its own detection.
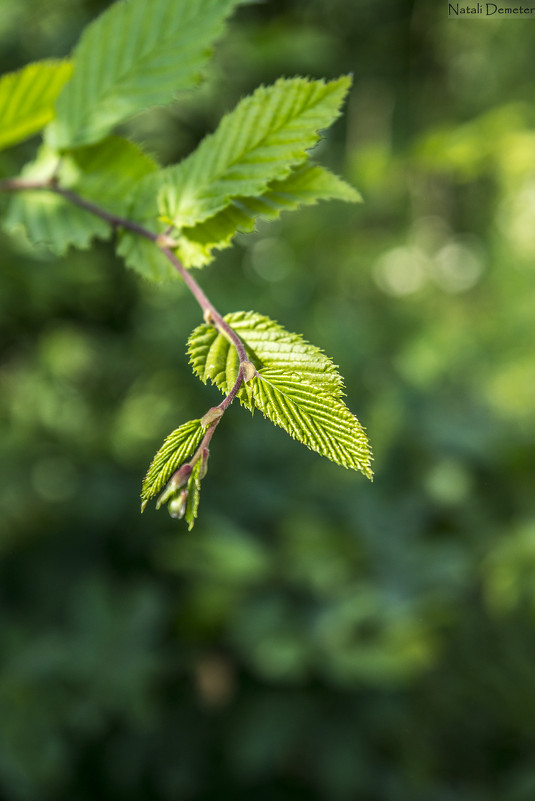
[189,311,346,398]
[0,60,72,152]
[251,370,372,477]
[188,312,373,478]
[46,0,244,149]
[159,76,353,230]
[184,461,203,530]
[141,419,205,511]
[114,76,357,274]
[0,0,371,528]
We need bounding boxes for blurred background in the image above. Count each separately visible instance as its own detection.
[1,0,535,799]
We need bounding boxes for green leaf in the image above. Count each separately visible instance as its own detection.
[141,419,205,511]
[116,233,180,283]
[0,60,72,152]
[187,311,372,478]
[184,460,203,530]
[2,145,109,253]
[66,135,158,215]
[115,171,180,282]
[159,75,352,229]
[188,311,345,399]
[3,138,157,254]
[46,0,244,149]
[251,370,372,477]
[176,163,361,267]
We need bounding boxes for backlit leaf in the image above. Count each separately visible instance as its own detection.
[175,163,361,267]
[188,310,345,399]
[159,76,352,229]
[187,311,372,477]
[251,369,372,477]
[46,0,244,149]
[141,419,205,511]
[0,60,72,152]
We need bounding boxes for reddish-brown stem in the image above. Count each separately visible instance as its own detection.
[0,176,250,365]
[0,175,255,501]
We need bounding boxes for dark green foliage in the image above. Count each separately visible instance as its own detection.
[1,1,535,801]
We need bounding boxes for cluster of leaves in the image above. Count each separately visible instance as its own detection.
[0,0,372,527]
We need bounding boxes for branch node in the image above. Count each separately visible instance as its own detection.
[199,447,210,479]
[156,462,192,509]
[242,361,257,383]
[168,489,188,519]
[201,406,224,428]
[203,308,216,326]
[155,233,179,249]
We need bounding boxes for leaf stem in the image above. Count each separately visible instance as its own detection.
[0,175,255,495]
[0,176,250,363]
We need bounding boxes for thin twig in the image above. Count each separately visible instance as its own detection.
[0,175,255,502]
[0,176,250,364]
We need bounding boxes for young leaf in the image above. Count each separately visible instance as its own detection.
[46,0,244,149]
[3,138,157,254]
[0,60,72,152]
[188,312,372,478]
[251,370,372,477]
[159,76,352,229]
[141,419,205,511]
[184,460,203,530]
[175,164,361,267]
[188,311,346,399]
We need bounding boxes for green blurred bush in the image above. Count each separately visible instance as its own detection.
[1,1,535,800]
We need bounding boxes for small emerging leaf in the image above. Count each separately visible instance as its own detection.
[141,418,205,511]
[184,460,203,530]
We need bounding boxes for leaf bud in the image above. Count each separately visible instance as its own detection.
[156,462,192,508]
[199,447,210,479]
[201,406,224,427]
[242,361,257,383]
[168,489,188,519]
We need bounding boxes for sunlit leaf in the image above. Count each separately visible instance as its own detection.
[46,0,244,149]
[175,163,361,267]
[187,311,372,477]
[251,369,372,477]
[159,76,352,229]
[188,310,346,399]
[0,60,72,152]
[141,418,205,511]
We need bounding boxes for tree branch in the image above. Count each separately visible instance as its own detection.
[0,176,250,364]
[0,175,255,507]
